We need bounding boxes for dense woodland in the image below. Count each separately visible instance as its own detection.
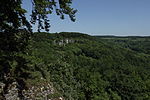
[2,0,150,100]
[2,32,149,99]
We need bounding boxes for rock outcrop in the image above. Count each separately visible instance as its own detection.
[0,81,63,100]
[53,38,75,46]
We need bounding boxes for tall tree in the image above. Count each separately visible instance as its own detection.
[0,0,76,99]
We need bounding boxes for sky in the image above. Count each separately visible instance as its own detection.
[22,0,150,36]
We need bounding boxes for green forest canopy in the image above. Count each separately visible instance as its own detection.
[25,32,150,99]
[0,0,150,100]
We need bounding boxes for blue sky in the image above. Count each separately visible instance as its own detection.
[22,0,150,36]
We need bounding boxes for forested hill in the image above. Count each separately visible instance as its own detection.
[27,32,150,100]
[95,36,150,55]
[1,32,150,99]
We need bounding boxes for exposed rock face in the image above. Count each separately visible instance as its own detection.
[4,82,19,100]
[53,38,75,46]
[0,81,63,100]
[0,82,5,93]
[23,82,54,99]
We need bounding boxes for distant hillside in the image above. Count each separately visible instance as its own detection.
[29,32,150,99]
[95,36,150,55]
[1,32,150,100]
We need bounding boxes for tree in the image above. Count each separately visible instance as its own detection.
[0,0,77,32]
[0,0,77,52]
[0,0,76,99]
[0,0,77,65]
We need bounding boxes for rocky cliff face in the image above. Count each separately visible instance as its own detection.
[53,38,75,46]
[0,81,63,100]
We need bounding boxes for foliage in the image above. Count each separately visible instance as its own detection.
[0,0,76,99]
[0,0,77,32]
[96,36,150,55]
[26,32,150,99]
